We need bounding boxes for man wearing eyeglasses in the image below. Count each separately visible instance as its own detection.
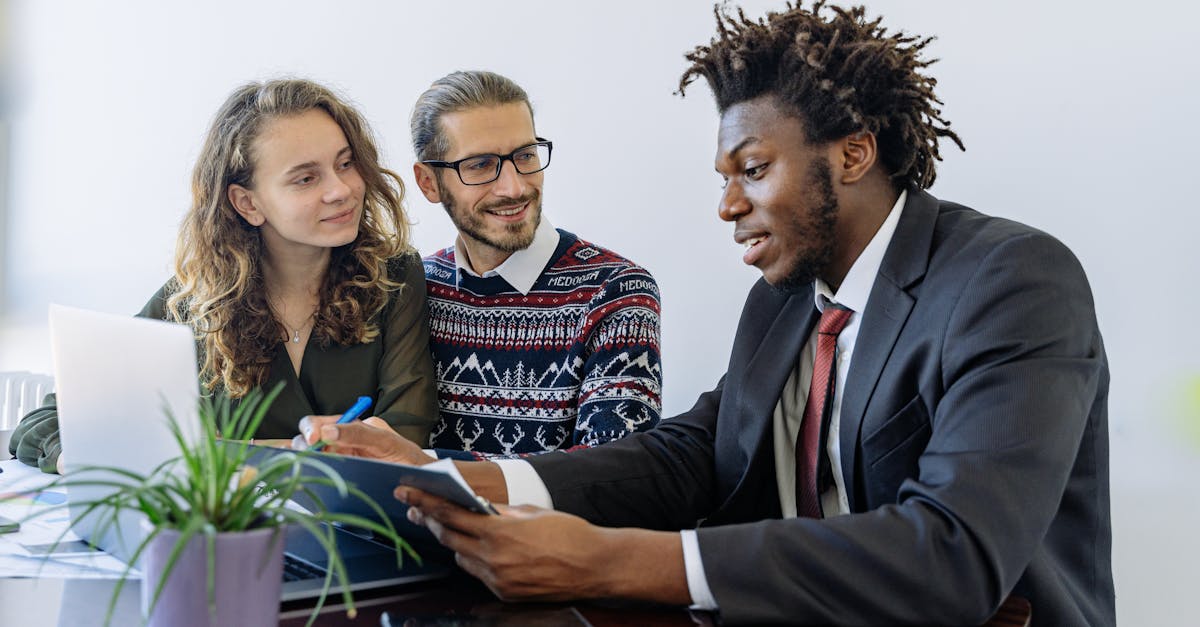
[407,70,662,459]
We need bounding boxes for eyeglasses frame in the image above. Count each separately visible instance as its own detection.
[420,138,554,186]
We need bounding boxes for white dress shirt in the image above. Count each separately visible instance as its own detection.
[453,217,560,295]
[498,192,909,609]
[420,217,566,483]
[773,189,907,519]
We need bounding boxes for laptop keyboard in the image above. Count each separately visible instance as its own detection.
[282,553,327,582]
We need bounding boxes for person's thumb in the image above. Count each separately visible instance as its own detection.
[320,421,380,453]
[319,423,343,445]
[362,416,389,429]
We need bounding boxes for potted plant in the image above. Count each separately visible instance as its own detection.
[9,383,417,627]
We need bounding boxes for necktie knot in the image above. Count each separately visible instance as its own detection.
[818,304,853,336]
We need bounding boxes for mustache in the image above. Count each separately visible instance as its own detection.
[477,188,540,212]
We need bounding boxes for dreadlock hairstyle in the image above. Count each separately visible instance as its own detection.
[679,1,965,190]
[167,79,413,397]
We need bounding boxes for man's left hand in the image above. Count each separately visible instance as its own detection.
[397,486,693,605]
[398,486,619,601]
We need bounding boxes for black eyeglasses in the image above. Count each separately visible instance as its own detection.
[421,138,553,186]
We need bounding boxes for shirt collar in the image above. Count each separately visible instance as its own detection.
[454,217,560,295]
[814,189,907,313]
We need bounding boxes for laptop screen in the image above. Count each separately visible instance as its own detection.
[49,304,200,563]
[48,305,450,598]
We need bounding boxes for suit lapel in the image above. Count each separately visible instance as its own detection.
[838,189,938,512]
[734,289,819,481]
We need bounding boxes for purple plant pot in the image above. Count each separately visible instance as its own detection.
[140,524,285,627]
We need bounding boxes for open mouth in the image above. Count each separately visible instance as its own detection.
[485,203,528,221]
[738,233,770,266]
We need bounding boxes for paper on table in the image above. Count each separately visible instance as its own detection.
[0,459,134,578]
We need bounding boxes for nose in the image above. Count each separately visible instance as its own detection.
[324,169,355,203]
[718,181,750,223]
[489,159,528,198]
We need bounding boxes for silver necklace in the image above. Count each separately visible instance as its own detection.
[270,300,317,344]
[282,314,316,343]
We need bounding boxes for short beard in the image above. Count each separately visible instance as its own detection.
[772,157,839,293]
[438,174,542,253]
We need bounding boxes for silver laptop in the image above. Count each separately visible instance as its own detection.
[49,304,447,600]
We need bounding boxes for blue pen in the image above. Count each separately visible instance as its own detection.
[308,395,373,452]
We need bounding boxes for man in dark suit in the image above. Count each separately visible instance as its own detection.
[300,3,1113,624]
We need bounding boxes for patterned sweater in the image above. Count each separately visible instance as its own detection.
[423,229,661,458]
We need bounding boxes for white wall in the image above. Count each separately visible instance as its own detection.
[2,1,1197,623]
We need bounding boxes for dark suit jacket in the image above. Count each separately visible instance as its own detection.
[529,189,1113,626]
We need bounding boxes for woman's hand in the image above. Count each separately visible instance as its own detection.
[291,415,435,466]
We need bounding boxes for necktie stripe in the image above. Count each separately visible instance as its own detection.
[796,304,853,518]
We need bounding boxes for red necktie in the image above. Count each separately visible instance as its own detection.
[796,304,853,518]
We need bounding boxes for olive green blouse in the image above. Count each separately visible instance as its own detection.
[9,253,438,473]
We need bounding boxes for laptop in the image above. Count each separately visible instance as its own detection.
[48,304,448,600]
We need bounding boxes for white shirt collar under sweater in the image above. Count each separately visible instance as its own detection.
[453,217,560,296]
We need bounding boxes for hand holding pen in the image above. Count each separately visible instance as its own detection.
[307,396,373,452]
[293,402,434,466]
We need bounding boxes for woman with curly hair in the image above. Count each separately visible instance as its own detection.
[11,78,438,473]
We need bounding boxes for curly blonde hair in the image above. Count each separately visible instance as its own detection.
[166,79,413,397]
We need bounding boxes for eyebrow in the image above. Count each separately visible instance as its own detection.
[282,146,353,177]
[725,137,761,159]
[716,136,763,173]
[448,139,540,161]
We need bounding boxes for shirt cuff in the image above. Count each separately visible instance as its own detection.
[420,448,439,460]
[680,529,719,610]
[492,459,554,508]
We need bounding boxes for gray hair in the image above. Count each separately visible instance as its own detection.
[409,70,533,161]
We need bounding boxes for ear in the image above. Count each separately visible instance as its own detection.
[227,184,265,227]
[837,131,878,185]
[412,163,443,203]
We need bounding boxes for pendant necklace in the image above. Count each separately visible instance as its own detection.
[270,299,317,344]
[283,311,317,343]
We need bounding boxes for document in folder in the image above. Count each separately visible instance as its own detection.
[245,445,499,525]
